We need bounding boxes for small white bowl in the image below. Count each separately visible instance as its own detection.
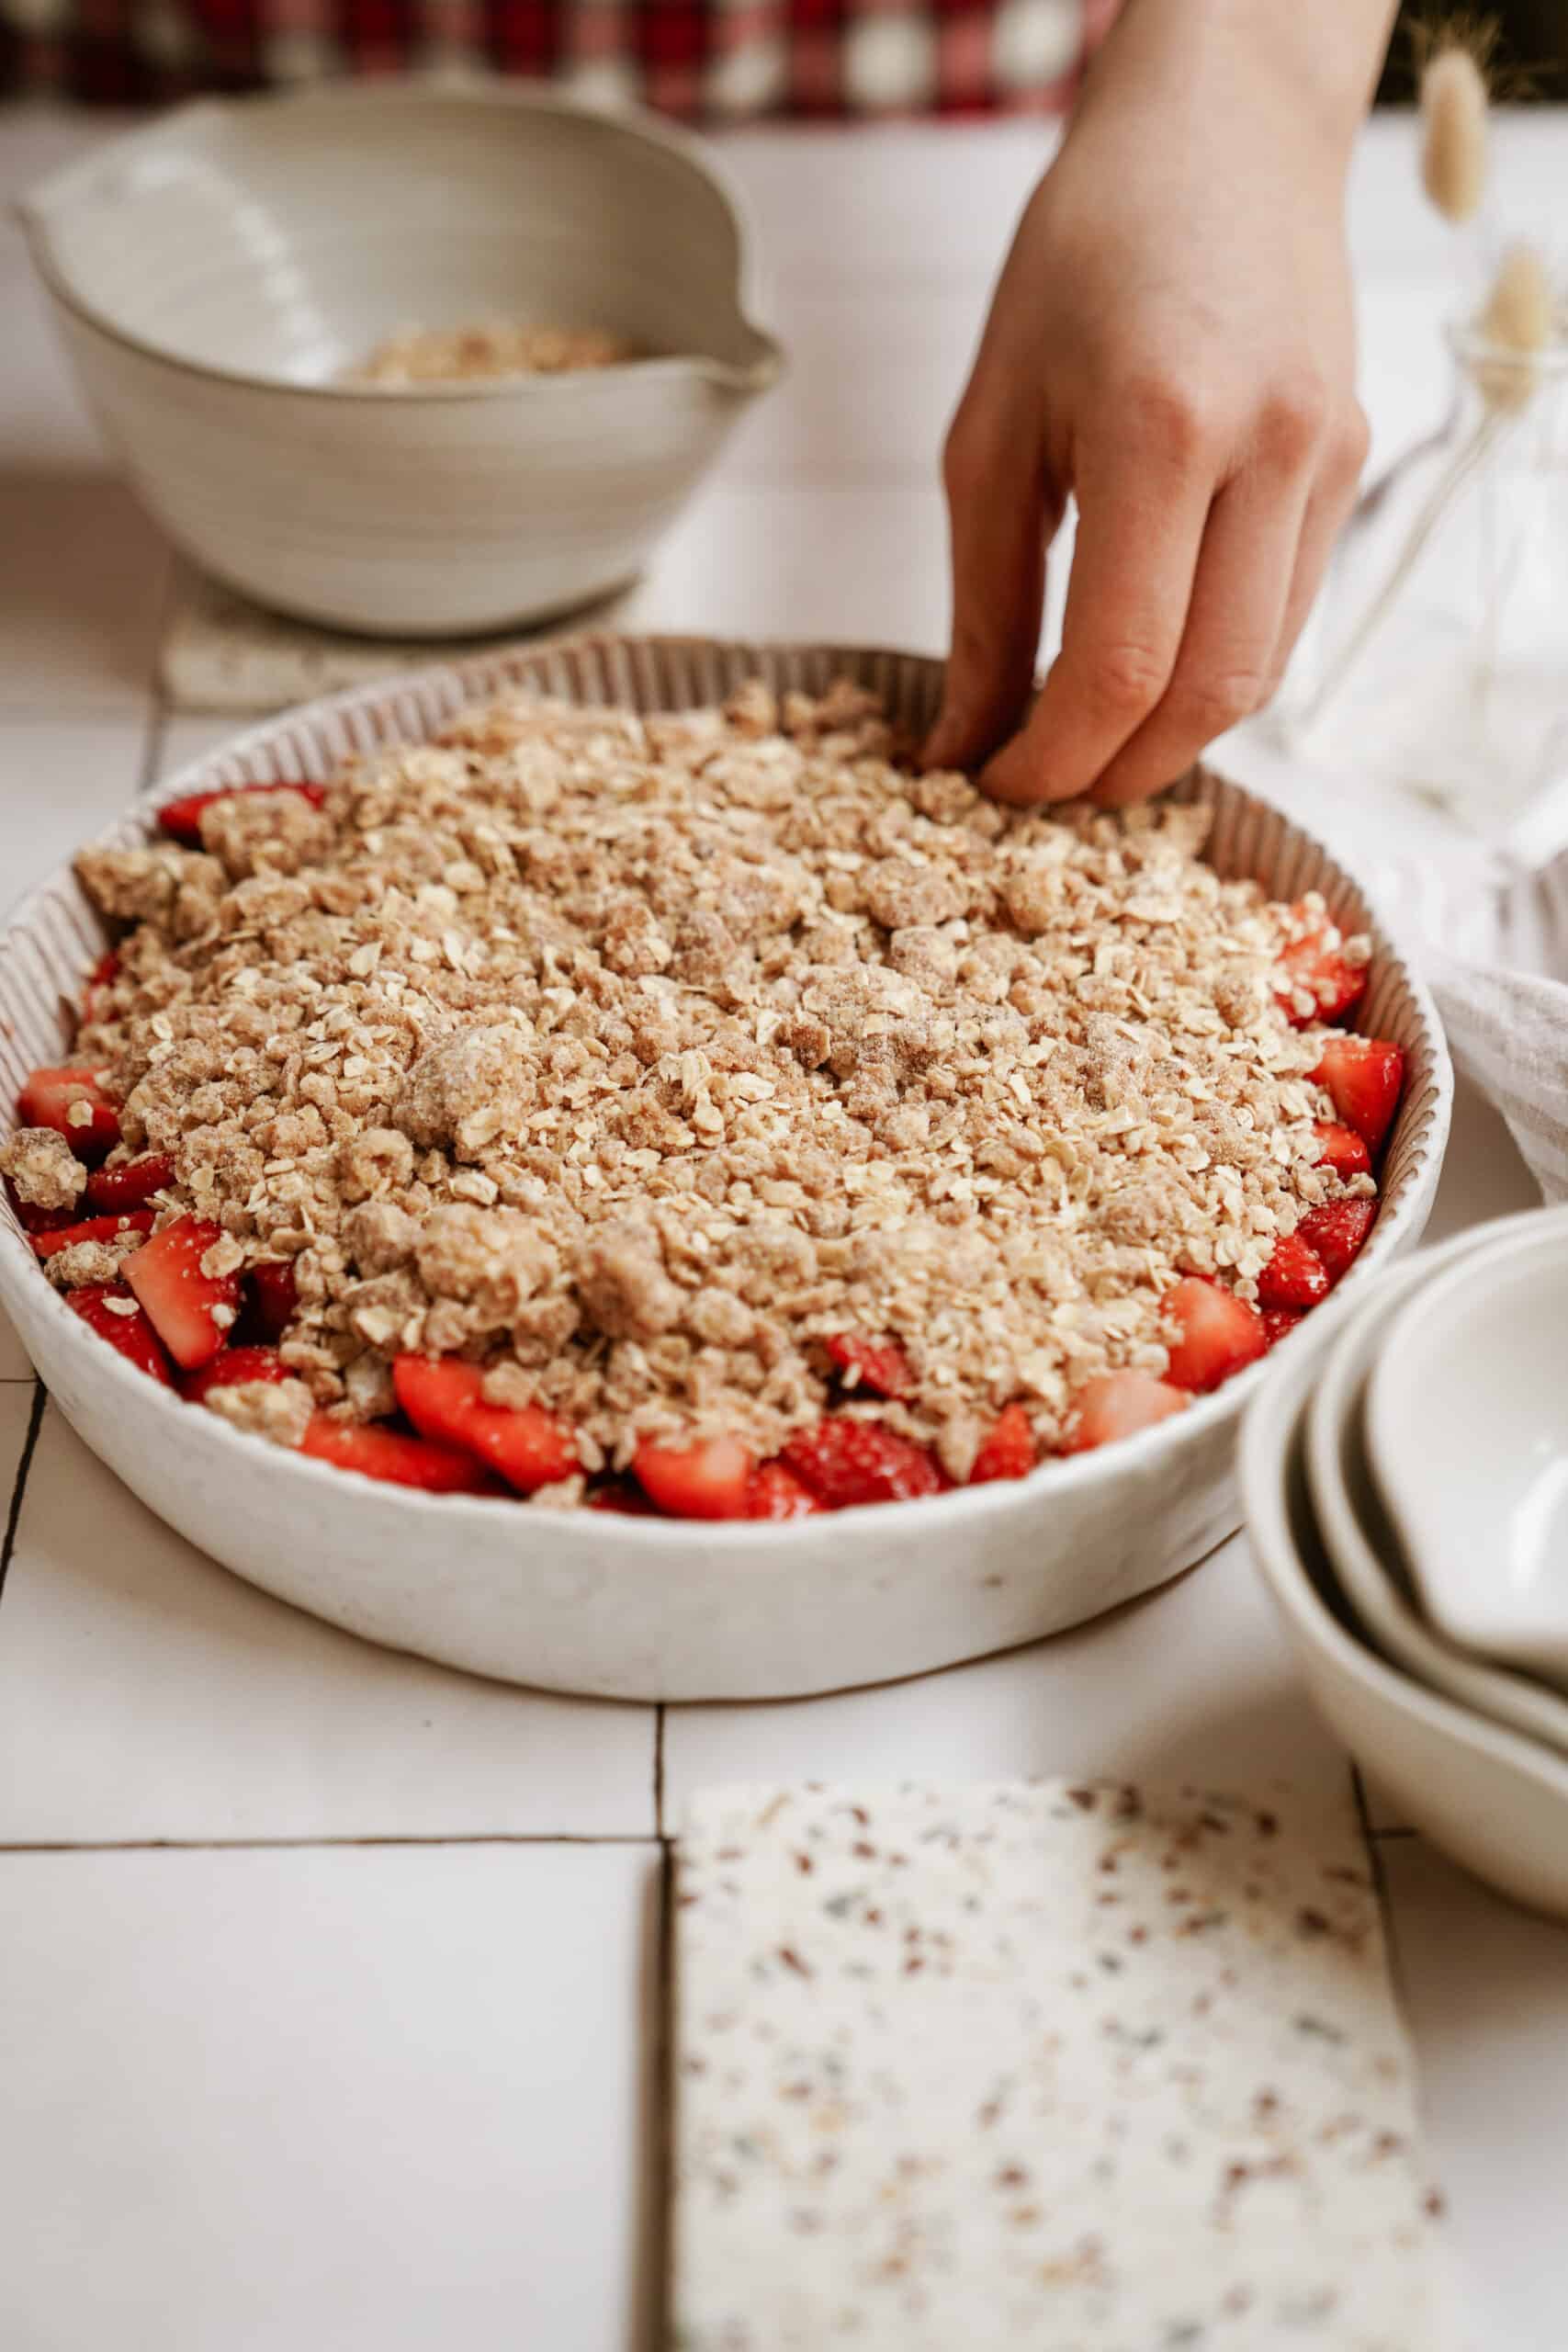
[1305,1222,1568,1758]
[1366,1218,1568,1686]
[0,636,1451,1702]
[1242,1244,1568,1922]
[17,83,784,637]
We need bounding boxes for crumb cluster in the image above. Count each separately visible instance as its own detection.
[348,322,636,386]
[67,682,1356,1490]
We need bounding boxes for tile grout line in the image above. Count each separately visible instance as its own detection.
[650,1704,675,2346]
[1351,1763,1406,2003]
[0,1381,46,1614]
[649,1831,676,2349]
[0,1831,665,1855]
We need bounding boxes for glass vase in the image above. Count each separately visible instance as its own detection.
[1277,325,1568,835]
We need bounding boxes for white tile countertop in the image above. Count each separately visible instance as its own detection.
[0,97,1563,2352]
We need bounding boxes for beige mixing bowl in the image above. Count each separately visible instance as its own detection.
[18,82,784,636]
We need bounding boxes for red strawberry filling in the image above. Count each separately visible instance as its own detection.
[1162,1276,1268,1394]
[124,1215,240,1372]
[1295,1197,1378,1284]
[180,1346,294,1404]
[243,1260,299,1343]
[968,1403,1036,1484]
[392,1357,579,1496]
[85,1155,175,1214]
[17,1068,120,1162]
[1257,1232,1331,1312]
[634,1435,754,1521]
[300,1414,498,1494]
[1060,1372,1191,1453]
[825,1331,915,1399]
[1313,1036,1405,1154]
[66,1283,175,1385]
[780,1418,948,1509]
[30,1208,156,1261]
[744,1461,825,1521]
[1274,902,1369,1028]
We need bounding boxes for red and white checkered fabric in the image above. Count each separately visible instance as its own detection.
[0,0,1119,114]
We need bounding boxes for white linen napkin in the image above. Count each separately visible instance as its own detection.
[1223,726,1568,1206]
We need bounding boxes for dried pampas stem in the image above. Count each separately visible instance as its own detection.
[1299,244,1557,732]
[1476,243,1554,410]
[1419,40,1490,224]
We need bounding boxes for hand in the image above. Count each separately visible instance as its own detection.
[927,0,1388,808]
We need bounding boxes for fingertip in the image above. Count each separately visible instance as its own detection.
[979,730,1056,808]
[1089,752,1197,811]
[919,709,972,774]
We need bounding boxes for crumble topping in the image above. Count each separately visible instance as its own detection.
[201,1379,315,1450]
[0,1126,86,1212]
[71,682,1352,1486]
[348,322,636,386]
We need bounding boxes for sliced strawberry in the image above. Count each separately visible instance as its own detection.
[634,1434,754,1521]
[246,1260,299,1342]
[589,1480,660,1516]
[81,949,119,1023]
[969,1401,1036,1484]
[1312,1119,1371,1181]
[124,1214,240,1371]
[1257,1232,1331,1311]
[17,1068,120,1162]
[392,1356,579,1495]
[31,1208,156,1261]
[85,1153,175,1214]
[780,1417,947,1510]
[1261,1307,1306,1350]
[300,1413,496,1494]
[825,1332,915,1399]
[157,779,328,848]
[744,1460,825,1521]
[1162,1275,1269,1393]
[180,1346,293,1404]
[1312,1036,1404,1154]
[66,1283,175,1385]
[1060,1372,1191,1453]
[6,1186,78,1238]
[1274,907,1368,1028]
[1295,1198,1378,1284]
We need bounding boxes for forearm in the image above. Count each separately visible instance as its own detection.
[1079,0,1399,167]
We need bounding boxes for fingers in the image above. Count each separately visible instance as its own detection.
[1089,454,1309,807]
[924,401,1059,774]
[978,388,1213,808]
[1267,402,1371,696]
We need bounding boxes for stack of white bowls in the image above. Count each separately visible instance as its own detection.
[1243,1204,1568,1919]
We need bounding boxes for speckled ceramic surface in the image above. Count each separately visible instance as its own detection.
[18,84,783,637]
[1243,1218,1568,1921]
[671,1780,1456,2349]
[0,638,1450,1702]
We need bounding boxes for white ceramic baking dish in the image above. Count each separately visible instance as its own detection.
[17,84,783,637]
[0,638,1451,1702]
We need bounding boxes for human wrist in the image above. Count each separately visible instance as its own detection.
[1076,0,1396,174]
